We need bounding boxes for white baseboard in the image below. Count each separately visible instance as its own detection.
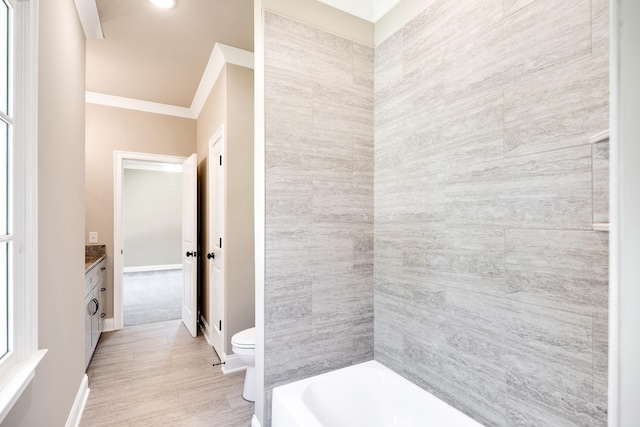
[123,264,181,273]
[200,315,212,345]
[251,414,261,427]
[102,317,116,332]
[200,316,247,374]
[65,374,89,427]
[221,354,247,374]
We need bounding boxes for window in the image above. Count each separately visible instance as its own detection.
[0,0,12,361]
[0,0,44,422]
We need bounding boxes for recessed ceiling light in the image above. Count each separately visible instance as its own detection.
[148,0,175,9]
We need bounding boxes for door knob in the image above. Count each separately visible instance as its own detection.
[186,251,194,257]
[207,252,215,259]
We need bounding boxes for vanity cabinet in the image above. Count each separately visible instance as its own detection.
[85,257,106,369]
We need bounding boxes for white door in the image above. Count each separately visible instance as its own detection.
[181,153,198,337]
[208,127,225,356]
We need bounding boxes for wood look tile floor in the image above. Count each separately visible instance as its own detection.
[80,320,254,427]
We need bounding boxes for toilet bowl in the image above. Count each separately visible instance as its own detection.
[231,327,256,402]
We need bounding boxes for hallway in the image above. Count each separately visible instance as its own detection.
[80,320,254,426]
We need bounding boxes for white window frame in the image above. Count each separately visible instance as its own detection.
[0,0,45,423]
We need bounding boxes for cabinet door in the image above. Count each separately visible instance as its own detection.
[84,293,94,369]
[91,286,101,351]
[99,284,106,332]
[97,260,106,287]
[95,259,107,332]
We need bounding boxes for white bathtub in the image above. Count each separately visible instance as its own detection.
[272,360,484,427]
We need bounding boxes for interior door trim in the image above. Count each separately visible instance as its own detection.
[112,151,188,331]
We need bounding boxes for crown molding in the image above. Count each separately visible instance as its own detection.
[85,43,253,119]
[74,0,104,39]
[190,43,254,117]
[85,92,196,118]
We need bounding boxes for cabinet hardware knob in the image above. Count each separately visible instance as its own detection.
[207,252,215,259]
[186,251,194,257]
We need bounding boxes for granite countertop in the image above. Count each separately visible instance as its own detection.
[85,244,106,274]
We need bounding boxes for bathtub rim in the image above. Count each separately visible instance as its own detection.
[271,359,485,427]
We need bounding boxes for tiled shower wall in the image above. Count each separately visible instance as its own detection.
[263,11,374,422]
[374,0,609,426]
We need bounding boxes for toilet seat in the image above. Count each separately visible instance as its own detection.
[231,327,255,349]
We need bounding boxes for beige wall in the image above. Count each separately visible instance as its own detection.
[196,66,226,327]
[196,64,255,355]
[123,169,182,268]
[3,0,87,425]
[85,104,196,316]
[224,64,255,352]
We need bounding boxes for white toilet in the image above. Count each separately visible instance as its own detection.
[231,327,256,402]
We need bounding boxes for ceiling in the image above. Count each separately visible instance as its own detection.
[84,0,402,110]
[86,0,254,108]
[317,0,402,22]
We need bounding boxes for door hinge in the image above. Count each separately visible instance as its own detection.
[219,155,222,166]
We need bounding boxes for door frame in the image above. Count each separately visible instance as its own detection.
[207,125,225,357]
[112,151,188,331]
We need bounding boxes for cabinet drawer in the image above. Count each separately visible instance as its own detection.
[85,258,106,296]
[84,267,98,297]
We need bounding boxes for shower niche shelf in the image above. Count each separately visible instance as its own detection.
[591,129,609,233]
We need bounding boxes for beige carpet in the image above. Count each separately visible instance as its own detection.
[123,269,182,326]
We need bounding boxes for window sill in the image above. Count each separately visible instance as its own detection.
[0,349,47,424]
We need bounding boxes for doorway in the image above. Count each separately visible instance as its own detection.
[122,162,182,326]
[113,151,195,332]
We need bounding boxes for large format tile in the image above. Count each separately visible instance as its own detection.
[313,177,372,224]
[371,0,608,426]
[375,159,446,224]
[445,145,593,229]
[401,330,508,427]
[374,30,403,91]
[265,274,312,324]
[266,128,354,179]
[402,225,505,296]
[353,134,374,178]
[402,0,503,68]
[593,318,608,410]
[377,90,504,177]
[265,173,313,217]
[264,315,315,388]
[504,0,535,16]
[445,289,593,370]
[444,0,591,100]
[312,82,373,137]
[352,42,374,95]
[80,320,253,427]
[592,0,610,57]
[504,54,608,158]
[264,12,353,88]
[592,139,609,223]
[506,385,606,427]
[434,91,504,169]
[264,12,374,421]
[265,217,314,279]
[505,229,608,318]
